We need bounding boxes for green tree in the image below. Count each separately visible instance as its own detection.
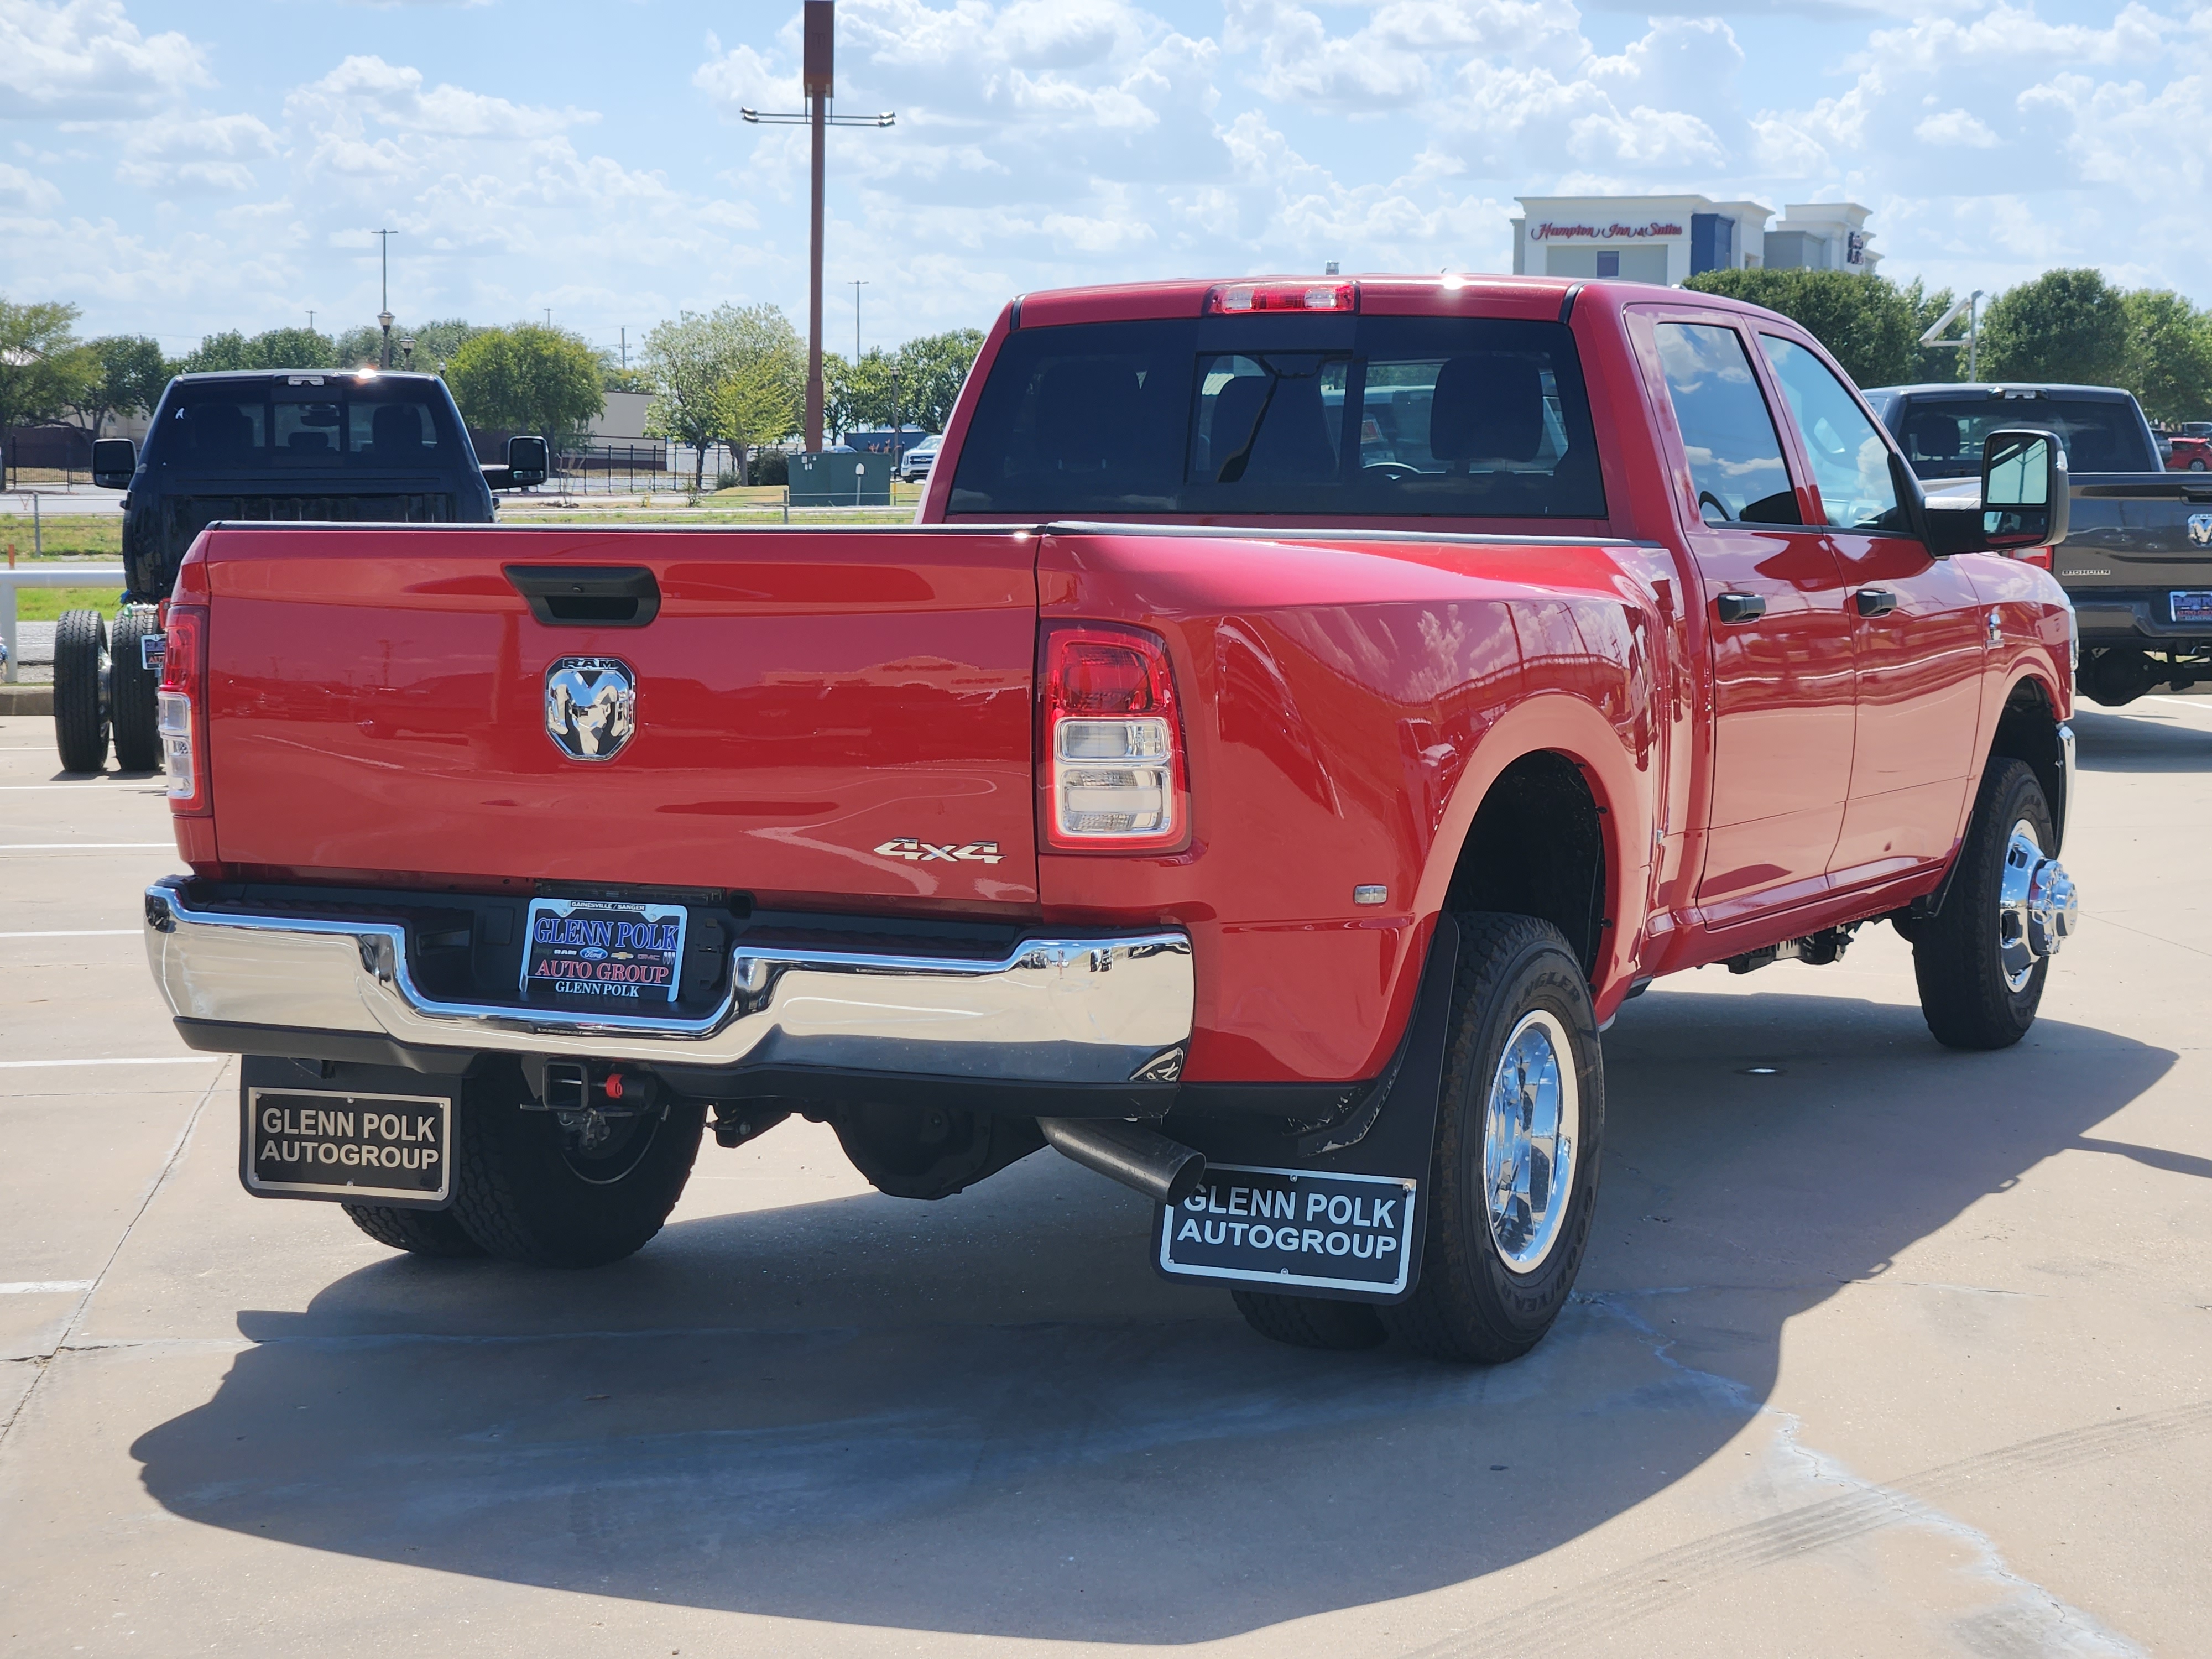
[445,324,606,444]
[1679,269,1913,389]
[72,335,170,436]
[2120,289,2212,425]
[0,296,97,438]
[181,327,337,373]
[895,328,987,431]
[1979,269,2130,388]
[641,303,804,487]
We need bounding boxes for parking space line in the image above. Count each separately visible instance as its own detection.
[0,1281,94,1296]
[0,1057,225,1069]
[0,842,173,849]
[2144,697,2212,718]
[0,930,139,938]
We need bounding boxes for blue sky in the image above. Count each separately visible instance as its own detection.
[2,0,2205,364]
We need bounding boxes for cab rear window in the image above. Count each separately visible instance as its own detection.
[147,378,463,471]
[948,317,1606,519]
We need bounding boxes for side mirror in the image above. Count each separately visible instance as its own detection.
[1980,427,2069,550]
[92,437,136,490]
[505,435,549,488]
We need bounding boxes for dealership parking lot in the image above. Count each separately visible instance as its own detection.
[1,705,2208,1657]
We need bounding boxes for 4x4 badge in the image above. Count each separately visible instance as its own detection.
[875,838,1003,865]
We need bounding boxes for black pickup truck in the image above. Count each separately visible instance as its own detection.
[60,369,547,772]
[1866,382,2211,706]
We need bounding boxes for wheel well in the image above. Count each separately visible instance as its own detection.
[1989,677,2065,843]
[1442,752,1607,979]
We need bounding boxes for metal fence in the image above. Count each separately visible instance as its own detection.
[536,442,761,495]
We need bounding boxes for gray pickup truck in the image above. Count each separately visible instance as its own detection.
[1867,382,2211,705]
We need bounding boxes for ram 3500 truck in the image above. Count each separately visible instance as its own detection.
[1869,380,2212,706]
[143,277,2081,1363]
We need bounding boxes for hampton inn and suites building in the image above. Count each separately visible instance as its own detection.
[1509,195,1879,285]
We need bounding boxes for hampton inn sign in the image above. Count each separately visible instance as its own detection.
[1527,220,1685,242]
[1510,195,1879,286]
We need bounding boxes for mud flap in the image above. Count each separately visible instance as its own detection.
[1152,914,1458,1305]
[239,1056,457,1209]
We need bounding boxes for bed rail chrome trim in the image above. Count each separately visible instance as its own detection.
[143,878,1193,1083]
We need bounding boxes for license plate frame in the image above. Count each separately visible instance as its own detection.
[2172,590,2212,625]
[521,895,687,1007]
[242,1084,453,1207]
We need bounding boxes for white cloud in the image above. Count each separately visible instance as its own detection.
[0,0,207,118]
[1913,108,1998,147]
[117,111,278,191]
[0,159,61,208]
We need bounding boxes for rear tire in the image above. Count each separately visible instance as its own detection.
[1381,914,1605,1364]
[450,1063,705,1267]
[1232,1289,1387,1351]
[52,609,109,774]
[342,1203,486,1258]
[1912,759,2057,1051]
[109,607,161,772]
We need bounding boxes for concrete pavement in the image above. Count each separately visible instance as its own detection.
[0,706,2206,1656]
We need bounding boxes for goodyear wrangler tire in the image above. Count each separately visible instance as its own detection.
[1912,759,2056,1052]
[52,609,110,774]
[342,1203,485,1258]
[1232,1288,1387,1351]
[450,1063,705,1268]
[1380,914,1604,1364]
[109,607,161,772]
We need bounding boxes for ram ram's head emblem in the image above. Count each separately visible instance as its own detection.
[544,657,637,762]
[2189,513,2212,549]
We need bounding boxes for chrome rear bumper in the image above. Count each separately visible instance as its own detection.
[143,878,1193,1084]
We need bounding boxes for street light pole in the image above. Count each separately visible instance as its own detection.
[374,227,397,369]
[851,278,868,362]
[740,2,892,453]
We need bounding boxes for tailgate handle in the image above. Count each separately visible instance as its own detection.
[505,565,661,628]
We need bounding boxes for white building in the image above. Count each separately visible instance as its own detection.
[1509,195,1879,285]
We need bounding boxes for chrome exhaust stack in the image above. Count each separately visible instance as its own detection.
[1039,1118,1207,1207]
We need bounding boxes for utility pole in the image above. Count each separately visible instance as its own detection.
[1917,288,1985,382]
[307,309,315,333]
[374,229,397,368]
[620,326,628,371]
[851,278,868,362]
[742,2,893,452]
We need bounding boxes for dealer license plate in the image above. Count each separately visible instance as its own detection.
[244,1087,451,1205]
[521,896,687,1005]
[2172,591,2212,624]
[1157,1164,1418,1297]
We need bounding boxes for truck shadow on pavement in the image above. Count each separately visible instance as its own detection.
[129,984,2172,1644]
[2073,705,2212,771]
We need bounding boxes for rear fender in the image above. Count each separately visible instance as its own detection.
[1417,693,1651,1013]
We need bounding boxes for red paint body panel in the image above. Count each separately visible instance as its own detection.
[181,274,2079,1085]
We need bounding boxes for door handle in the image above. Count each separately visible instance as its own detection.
[1714,593,1766,624]
[1854,589,1898,619]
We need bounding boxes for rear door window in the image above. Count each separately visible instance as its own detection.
[1651,321,1801,526]
[1892,394,2157,477]
[948,315,1606,519]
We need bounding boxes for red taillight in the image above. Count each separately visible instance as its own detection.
[1039,623,1188,853]
[1204,280,1358,316]
[2013,545,2053,570]
[159,603,209,815]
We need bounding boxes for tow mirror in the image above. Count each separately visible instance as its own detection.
[1980,428,2068,550]
[505,435,549,488]
[92,437,136,490]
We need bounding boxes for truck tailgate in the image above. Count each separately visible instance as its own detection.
[200,526,1041,906]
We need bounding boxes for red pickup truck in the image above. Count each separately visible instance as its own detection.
[143,275,2081,1364]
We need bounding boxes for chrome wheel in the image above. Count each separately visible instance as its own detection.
[1483,1009,1579,1273]
[1996,818,2079,993]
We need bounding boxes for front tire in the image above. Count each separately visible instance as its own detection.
[1911,759,2062,1050]
[450,1063,704,1267]
[1381,914,1605,1364]
[52,609,110,774]
[110,607,161,772]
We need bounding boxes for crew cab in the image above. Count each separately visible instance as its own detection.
[143,278,2081,1363]
[1867,381,2212,705]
